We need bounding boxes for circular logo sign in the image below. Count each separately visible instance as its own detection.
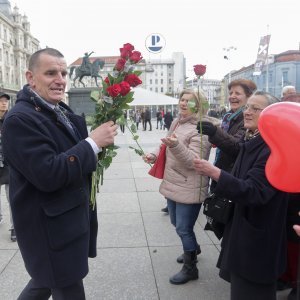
[145,33,166,54]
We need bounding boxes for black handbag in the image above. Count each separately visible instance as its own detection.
[203,193,234,225]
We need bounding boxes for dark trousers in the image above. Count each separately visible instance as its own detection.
[17,279,85,300]
[230,272,276,300]
[144,119,152,130]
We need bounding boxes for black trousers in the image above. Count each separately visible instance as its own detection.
[17,279,85,300]
[230,272,276,300]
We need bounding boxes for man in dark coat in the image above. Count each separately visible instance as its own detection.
[2,48,118,299]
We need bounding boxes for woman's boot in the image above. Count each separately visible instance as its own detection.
[169,251,198,284]
[176,244,201,263]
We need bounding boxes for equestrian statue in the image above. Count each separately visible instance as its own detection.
[69,52,105,87]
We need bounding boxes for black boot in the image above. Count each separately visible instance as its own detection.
[169,251,198,285]
[161,206,169,214]
[177,244,201,263]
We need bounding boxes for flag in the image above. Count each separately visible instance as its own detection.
[253,35,271,76]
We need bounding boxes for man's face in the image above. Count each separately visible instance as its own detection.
[26,53,68,105]
[0,97,9,112]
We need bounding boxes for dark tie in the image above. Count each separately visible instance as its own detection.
[53,105,81,141]
[54,106,74,129]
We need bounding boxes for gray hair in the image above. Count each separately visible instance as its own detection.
[282,85,296,96]
[28,48,64,71]
[252,91,279,106]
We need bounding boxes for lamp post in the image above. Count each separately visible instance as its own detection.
[223,46,237,83]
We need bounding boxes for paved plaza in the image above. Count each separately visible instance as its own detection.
[0,125,292,299]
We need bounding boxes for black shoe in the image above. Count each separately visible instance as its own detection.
[288,288,297,300]
[10,229,17,242]
[170,251,198,285]
[177,245,201,263]
[161,206,168,213]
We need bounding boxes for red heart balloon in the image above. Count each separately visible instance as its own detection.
[258,102,300,193]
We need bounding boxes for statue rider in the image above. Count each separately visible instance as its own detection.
[81,51,94,74]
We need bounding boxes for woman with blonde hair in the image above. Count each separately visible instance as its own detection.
[144,89,219,284]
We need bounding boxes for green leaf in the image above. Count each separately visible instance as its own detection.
[90,90,100,102]
[133,70,143,76]
[133,135,139,140]
[130,123,137,133]
[188,100,198,113]
[129,146,144,156]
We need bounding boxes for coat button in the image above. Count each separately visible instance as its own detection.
[69,156,75,162]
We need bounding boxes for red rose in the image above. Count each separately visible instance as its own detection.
[120,43,134,59]
[129,51,143,63]
[107,84,121,97]
[124,74,142,87]
[114,58,126,71]
[193,64,206,77]
[119,81,131,96]
[104,77,110,85]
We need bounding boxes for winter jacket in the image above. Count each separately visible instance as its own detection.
[208,110,245,191]
[2,85,98,288]
[158,114,216,204]
[215,135,288,284]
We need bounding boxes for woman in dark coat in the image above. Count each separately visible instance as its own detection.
[198,79,257,238]
[194,91,288,300]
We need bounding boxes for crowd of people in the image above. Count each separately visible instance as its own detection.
[144,81,300,300]
[1,46,299,300]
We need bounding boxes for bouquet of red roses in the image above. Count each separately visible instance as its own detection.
[90,43,143,208]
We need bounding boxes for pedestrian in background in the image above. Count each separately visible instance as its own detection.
[144,89,218,285]
[2,48,117,300]
[133,109,141,130]
[163,109,173,131]
[156,109,163,130]
[120,110,127,134]
[194,91,287,300]
[0,93,16,242]
[144,107,152,131]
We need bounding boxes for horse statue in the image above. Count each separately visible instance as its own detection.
[69,59,105,88]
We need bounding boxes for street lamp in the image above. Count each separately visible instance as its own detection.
[223,46,237,83]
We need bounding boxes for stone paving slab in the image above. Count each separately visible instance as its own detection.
[0,128,292,299]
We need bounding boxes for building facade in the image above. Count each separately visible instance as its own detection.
[0,1,39,105]
[224,50,300,101]
[68,52,186,98]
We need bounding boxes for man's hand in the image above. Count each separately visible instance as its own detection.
[89,121,118,148]
[197,121,217,136]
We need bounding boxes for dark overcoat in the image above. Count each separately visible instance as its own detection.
[2,85,98,288]
[209,110,245,191]
[214,135,288,284]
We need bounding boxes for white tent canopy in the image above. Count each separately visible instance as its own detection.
[131,88,178,106]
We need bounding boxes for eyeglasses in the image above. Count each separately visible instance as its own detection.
[243,104,264,114]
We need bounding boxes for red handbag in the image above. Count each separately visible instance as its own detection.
[148,144,167,179]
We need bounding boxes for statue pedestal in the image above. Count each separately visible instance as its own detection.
[67,87,98,116]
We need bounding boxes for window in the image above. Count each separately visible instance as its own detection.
[161,79,163,84]
[150,79,152,84]
[161,87,164,93]
[155,79,158,84]
[155,87,158,92]
[282,71,288,84]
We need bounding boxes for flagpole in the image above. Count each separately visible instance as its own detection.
[266,25,270,92]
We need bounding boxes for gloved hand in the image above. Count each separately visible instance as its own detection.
[197,121,217,136]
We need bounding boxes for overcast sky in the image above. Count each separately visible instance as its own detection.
[15,0,300,80]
